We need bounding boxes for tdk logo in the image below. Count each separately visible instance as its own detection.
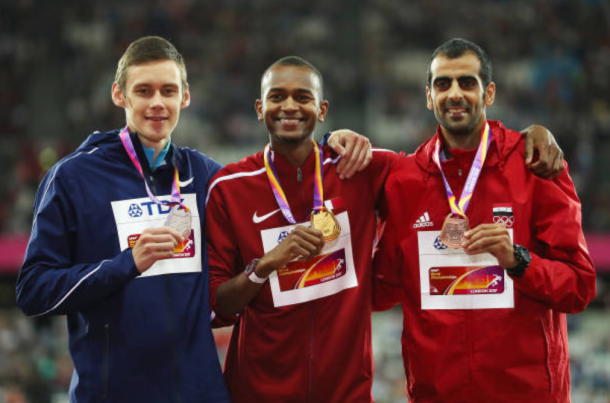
[127,200,184,218]
[128,204,143,218]
[413,212,434,228]
[278,231,289,243]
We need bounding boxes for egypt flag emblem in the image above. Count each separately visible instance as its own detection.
[493,203,514,228]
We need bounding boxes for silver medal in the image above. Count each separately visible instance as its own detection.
[165,206,192,238]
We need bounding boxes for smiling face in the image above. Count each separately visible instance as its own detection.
[255,65,328,146]
[426,52,495,140]
[112,59,190,151]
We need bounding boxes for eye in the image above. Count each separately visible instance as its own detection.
[268,93,283,101]
[434,80,450,91]
[136,88,150,95]
[459,78,477,89]
[163,88,178,96]
[297,94,313,102]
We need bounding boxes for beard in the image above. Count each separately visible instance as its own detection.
[436,99,482,136]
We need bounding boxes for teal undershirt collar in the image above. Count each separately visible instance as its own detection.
[143,138,171,171]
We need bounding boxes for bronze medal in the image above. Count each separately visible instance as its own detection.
[165,205,192,238]
[310,209,341,242]
[439,213,469,248]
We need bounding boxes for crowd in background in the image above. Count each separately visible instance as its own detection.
[1,0,609,402]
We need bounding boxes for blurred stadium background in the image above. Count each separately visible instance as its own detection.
[1,0,609,402]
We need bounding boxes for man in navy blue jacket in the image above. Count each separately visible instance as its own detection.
[16,36,232,403]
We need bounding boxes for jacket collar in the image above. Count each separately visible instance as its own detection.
[415,120,521,174]
[75,129,184,170]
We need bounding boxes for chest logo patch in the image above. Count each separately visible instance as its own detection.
[493,203,514,228]
[413,211,434,228]
[253,208,281,224]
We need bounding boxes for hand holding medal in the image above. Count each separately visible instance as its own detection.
[434,123,492,248]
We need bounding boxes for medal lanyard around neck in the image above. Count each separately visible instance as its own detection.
[432,122,492,218]
[263,141,324,224]
[119,127,189,212]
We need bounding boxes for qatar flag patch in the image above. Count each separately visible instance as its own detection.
[324,197,345,211]
[493,203,514,228]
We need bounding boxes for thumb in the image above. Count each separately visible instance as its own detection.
[327,132,346,156]
[334,143,346,156]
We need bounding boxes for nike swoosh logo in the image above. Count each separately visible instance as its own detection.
[253,209,281,224]
[179,177,194,187]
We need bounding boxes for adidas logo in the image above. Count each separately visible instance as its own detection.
[413,212,434,228]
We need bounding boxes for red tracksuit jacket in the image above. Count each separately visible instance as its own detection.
[373,120,596,403]
[207,145,397,403]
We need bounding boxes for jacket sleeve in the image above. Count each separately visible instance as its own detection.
[205,179,240,328]
[372,190,403,311]
[369,149,403,200]
[513,162,596,313]
[16,166,140,317]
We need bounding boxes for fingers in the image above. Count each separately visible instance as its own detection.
[522,125,566,179]
[132,227,185,273]
[329,129,372,179]
[340,136,372,179]
[551,150,565,179]
[327,131,346,157]
[336,133,356,177]
[547,139,565,179]
[265,226,324,270]
[462,223,514,267]
[289,226,324,259]
[143,226,185,242]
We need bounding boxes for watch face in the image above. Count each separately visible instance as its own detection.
[515,245,531,264]
[510,245,531,277]
[245,259,259,275]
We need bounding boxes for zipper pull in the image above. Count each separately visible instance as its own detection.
[297,167,302,182]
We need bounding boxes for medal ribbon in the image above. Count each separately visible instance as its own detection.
[432,122,492,217]
[119,127,189,212]
[263,141,324,224]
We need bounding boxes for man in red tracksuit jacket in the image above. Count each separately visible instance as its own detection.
[373,38,596,402]
[206,56,398,403]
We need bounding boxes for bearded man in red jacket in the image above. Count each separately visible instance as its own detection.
[373,38,596,403]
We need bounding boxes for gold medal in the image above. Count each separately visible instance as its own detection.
[439,213,469,248]
[310,209,341,242]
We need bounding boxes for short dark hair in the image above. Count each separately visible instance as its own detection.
[261,56,324,99]
[427,38,492,88]
[115,36,188,92]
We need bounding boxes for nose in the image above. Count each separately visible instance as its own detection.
[150,91,164,109]
[281,97,298,112]
[447,81,463,102]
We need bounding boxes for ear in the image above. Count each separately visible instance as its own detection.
[255,99,264,121]
[181,85,191,109]
[318,100,329,122]
[484,82,496,107]
[426,86,433,110]
[111,82,126,108]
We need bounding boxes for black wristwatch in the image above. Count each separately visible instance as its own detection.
[506,244,531,278]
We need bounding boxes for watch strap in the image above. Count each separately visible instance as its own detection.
[244,259,267,284]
